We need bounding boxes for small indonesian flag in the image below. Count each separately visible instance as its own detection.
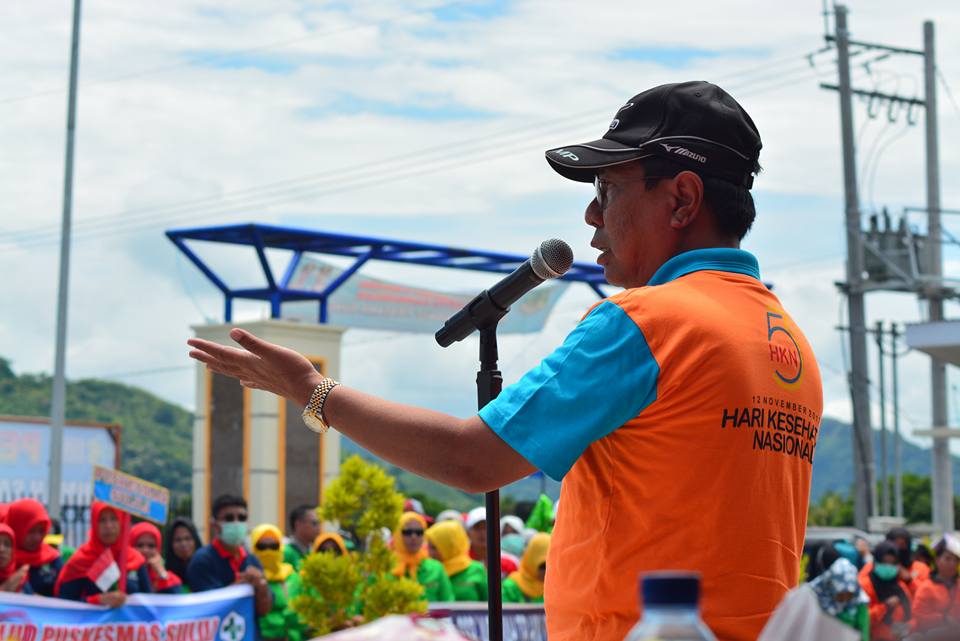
[87,548,121,592]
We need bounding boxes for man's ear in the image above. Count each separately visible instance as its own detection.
[668,171,704,230]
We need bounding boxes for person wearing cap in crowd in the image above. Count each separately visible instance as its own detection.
[283,505,321,571]
[188,80,821,641]
[502,532,550,604]
[425,520,487,602]
[251,523,309,641]
[5,498,63,596]
[130,522,184,594]
[392,511,454,602]
[0,523,30,593]
[913,534,960,634]
[186,494,273,616]
[164,517,203,591]
[465,506,518,576]
[55,502,149,606]
[860,541,913,641]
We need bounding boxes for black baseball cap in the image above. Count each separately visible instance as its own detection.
[545,81,762,188]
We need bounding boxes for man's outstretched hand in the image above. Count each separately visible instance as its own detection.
[187,328,323,406]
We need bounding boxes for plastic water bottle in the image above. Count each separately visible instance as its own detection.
[623,573,717,641]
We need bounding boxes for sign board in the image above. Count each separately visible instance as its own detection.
[282,256,569,333]
[93,465,170,524]
[0,584,255,641]
[0,417,117,502]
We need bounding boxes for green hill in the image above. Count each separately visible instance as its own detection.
[3,354,956,511]
[0,357,192,498]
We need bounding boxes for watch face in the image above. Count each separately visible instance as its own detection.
[302,411,327,434]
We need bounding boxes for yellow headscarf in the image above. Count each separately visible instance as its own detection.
[251,524,294,583]
[508,532,550,599]
[425,520,472,577]
[313,532,348,556]
[392,512,429,578]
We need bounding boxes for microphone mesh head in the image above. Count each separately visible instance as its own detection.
[531,238,574,280]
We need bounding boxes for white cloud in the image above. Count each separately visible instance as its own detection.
[2,0,960,463]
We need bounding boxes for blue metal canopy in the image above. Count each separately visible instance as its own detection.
[166,223,608,322]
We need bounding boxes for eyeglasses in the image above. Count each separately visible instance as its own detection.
[255,541,280,551]
[401,529,424,537]
[594,174,675,211]
[220,513,248,522]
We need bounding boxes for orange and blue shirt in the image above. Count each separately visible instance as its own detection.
[479,248,823,641]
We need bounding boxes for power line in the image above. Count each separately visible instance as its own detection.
[4,50,837,249]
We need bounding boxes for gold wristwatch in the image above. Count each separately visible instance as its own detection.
[302,378,339,434]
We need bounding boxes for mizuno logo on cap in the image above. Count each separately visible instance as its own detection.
[660,143,707,163]
[554,149,580,161]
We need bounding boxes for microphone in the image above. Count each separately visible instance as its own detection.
[435,239,574,347]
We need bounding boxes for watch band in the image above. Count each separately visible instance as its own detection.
[302,378,340,433]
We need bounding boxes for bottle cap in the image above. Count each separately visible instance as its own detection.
[641,572,701,606]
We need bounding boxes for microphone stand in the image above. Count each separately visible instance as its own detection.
[477,325,504,641]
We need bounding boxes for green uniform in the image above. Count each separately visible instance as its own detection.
[501,577,544,604]
[837,603,869,641]
[449,561,487,602]
[282,541,311,571]
[258,573,310,641]
[415,558,455,602]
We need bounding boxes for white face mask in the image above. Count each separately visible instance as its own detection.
[219,521,247,547]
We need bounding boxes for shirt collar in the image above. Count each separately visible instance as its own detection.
[647,248,761,286]
[212,537,246,562]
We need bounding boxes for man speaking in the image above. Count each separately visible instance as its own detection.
[188,81,822,641]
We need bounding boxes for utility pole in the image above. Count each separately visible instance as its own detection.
[891,324,904,519]
[835,4,876,529]
[876,321,889,516]
[49,0,82,517]
[923,20,952,532]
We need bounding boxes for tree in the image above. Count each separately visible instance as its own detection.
[292,456,426,635]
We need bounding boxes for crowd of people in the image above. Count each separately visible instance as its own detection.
[0,494,551,640]
[807,527,960,641]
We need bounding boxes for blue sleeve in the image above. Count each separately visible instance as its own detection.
[129,565,152,594]
[478,300,659,481]
[186,548,220,592]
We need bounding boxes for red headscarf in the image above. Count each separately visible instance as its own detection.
[129,521,181,590]
[0,524,27,592]
[55,502,145,594]
[0,503,9,523]
[6,498,59,567]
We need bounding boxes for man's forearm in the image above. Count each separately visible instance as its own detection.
[317,382,532,493]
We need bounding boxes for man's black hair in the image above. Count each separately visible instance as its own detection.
[639,156,762,241]
[211,494,247,519]
[289,504,316,532]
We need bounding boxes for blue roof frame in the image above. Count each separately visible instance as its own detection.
[166,223,608,322]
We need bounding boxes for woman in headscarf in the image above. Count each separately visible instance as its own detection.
[163,517,202,590]
[5,498,62,596]
[392,511,453,602]
[502,532,549,604]
[313,532,348,556]
[809,556,869,641]
[54,501,148,606]
[0,524,30,593]
[130,522,183,594]
[913,534,960,633]
[425,520,486,602]
[251,524,307,641]
[859,541,913,641]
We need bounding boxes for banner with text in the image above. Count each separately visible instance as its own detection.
[93,466,170,524]
[0,585,255,641]
[282,256,569,334]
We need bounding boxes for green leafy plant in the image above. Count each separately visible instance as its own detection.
[292,455,426,634]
